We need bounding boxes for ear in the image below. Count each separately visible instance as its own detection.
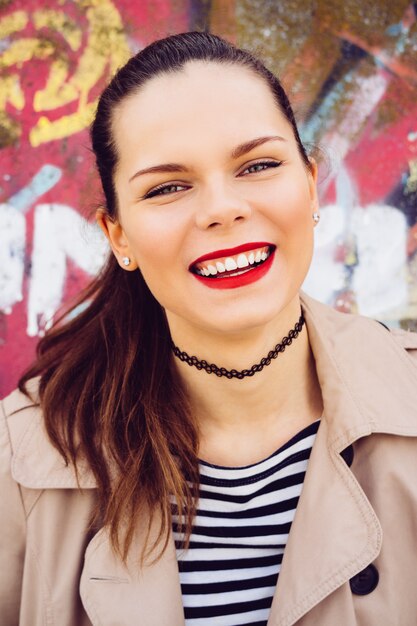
[96,209,138,271]
[307,157,319,216]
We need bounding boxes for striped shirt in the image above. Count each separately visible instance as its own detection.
[173,420,320,626]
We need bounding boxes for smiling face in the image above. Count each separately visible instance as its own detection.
[102,61,318,342]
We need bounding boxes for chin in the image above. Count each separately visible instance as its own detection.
[196,301,289,337]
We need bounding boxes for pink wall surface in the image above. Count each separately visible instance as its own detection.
[1,0,417,396]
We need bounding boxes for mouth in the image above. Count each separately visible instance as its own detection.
[189,242,276,290]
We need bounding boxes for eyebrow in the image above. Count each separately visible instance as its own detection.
[231,135,286,159]
[128,135,286,183]
[129,162,188,183]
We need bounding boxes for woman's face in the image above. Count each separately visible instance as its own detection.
[104,62,318,339]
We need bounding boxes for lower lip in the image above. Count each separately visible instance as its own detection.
[192,250,275,290]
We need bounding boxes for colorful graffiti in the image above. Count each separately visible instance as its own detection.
[237,0,417,315]
[1,0,417,396]
[0,0,190,395]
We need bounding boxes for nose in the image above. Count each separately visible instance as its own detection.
[195,182,252,230]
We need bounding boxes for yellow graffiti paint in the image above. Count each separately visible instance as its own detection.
[0,1,130,148]
[0,75,25,146]
[0,10,27,39]
[0,11,29,147]
[30,0,130,147]
[0,37,54,68]
[31,102,97,147]
[33,0,129,115]
[33,58,75,112]
[33,10,82,52]
[0,75,24,111]
[0,37,54,146]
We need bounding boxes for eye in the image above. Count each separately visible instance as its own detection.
[240,160,282,176]
[143,183,189,200]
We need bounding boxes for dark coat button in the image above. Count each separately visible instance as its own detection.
[350,564,379,595]
[341,445,354,467]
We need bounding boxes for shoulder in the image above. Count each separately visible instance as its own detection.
[1,380,96,490]
[1,380,41,453]
[302,293,417,405]
[301,293,417,440]
[302,292,417,356]
[388,328,417,361]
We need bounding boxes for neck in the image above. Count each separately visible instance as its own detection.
[169,297,323,466]
[171,313,304,379]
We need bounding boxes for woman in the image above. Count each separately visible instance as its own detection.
[2,31,417,626]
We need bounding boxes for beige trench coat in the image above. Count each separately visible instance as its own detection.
[2,293,417,626]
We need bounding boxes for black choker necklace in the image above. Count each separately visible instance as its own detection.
[171,313,305,380]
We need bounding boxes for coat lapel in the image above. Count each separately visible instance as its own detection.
[268,417,382,626]
[268,293,417,625]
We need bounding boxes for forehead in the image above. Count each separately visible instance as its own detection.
[112,61,291,163]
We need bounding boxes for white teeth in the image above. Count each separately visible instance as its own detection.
[196,247,272,277]
[225,257,238,271]
[237,253,249,268]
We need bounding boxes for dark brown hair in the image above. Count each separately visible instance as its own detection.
[19,31,311,562]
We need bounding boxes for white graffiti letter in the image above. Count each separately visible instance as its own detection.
[0,203,26,313]
[27,203,108,336]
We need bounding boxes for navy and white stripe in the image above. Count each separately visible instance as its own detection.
[173,420,320,626]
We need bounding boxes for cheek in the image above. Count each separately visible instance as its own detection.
[266,177,315,273]
[124,212,187,278]
[262,175,313,234]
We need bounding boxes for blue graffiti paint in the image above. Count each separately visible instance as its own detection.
[9,164,62,213]
[301,71,354,144]
[385,10,414,56]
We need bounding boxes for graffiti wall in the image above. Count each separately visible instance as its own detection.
[1,0,416,396]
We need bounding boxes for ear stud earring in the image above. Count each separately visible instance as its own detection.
[122,257,131,266]
[312,212,320,224]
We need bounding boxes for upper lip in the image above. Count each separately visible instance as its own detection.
[190,241,275,268]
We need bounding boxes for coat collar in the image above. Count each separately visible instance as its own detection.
[301,291,417,447]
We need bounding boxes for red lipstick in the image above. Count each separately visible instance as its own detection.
[190,242,272,267]
[190,243,276,290]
